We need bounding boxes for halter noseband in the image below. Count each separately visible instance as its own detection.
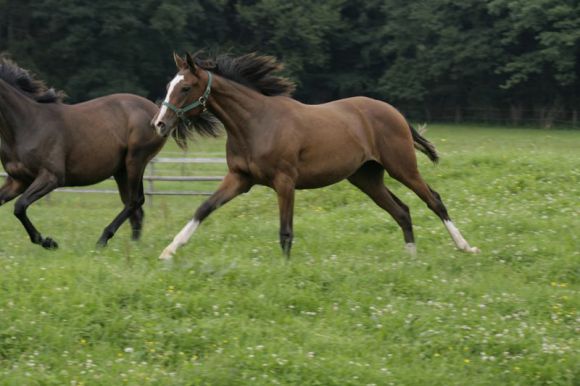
[163,71,213,118]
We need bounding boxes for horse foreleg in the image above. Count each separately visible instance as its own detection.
[273,174,296,259]
[13,170,59,249]
[159,172,251,260]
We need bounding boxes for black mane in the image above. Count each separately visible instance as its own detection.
[194,52,296,97]
[172,110,223,150]
[171,52,295,149]
[0,56,65,103]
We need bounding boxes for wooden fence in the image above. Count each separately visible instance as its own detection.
[0,157,226,197]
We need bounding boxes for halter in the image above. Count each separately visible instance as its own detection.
[163,71,213,118]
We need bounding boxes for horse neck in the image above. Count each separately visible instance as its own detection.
[0,79,38,144]
[207,76,267,143]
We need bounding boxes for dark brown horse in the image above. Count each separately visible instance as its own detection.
[0,57,166,249]
[153,52,479,260]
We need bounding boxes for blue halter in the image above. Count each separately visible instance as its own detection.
[163,71,213,117]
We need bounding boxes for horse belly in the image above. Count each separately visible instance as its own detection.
[295,152,365,189]
[64,152,121,186]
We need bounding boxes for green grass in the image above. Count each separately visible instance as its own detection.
[0,125,578,385]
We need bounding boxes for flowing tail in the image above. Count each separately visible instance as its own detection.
[409,124,439,163]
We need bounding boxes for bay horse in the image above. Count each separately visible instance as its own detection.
[0,57,167,249]
[153,52,479,260]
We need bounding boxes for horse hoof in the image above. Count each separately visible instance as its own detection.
[464,246,480,253]
[42,237,58,250]
[96,239,108,248]
[159,248,174,260]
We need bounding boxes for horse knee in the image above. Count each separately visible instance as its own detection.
[13,200,28,218]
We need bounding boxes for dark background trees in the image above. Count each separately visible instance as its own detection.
[1,0,579,126]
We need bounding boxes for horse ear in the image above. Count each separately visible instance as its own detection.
[173,52,186,69]
[185,52,200,75]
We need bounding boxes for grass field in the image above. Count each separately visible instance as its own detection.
[0,125,578,385]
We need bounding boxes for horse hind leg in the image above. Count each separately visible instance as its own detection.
[114,166,147,241]
[390,168,479,253]
[128,183,145,240]
[348,162,416,255]
[97,162,146,247]
[427,186,480,253]
[130,205,145,240]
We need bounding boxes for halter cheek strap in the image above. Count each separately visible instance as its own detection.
[163,71,213,118]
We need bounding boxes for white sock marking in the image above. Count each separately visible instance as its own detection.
[405,243,417,257]
[444,220,480,253]
[154,74,184,133]
[159,219,199,260]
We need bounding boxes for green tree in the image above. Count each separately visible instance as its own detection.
[232,0,344,100]
[374,0,504,121]
[1,0,579,125]
[488,0,580,125]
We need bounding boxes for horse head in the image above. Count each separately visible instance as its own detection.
[152,52,213,138]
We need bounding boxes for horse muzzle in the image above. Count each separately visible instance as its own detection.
[151,118,170,138]
[152,112,175,137]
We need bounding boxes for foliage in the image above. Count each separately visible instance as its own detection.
[1,0,580,124]
[0,126,578,385]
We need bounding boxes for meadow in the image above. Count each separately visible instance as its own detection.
[0,125,578,385]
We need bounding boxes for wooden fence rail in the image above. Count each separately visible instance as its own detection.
[0,157,226,197]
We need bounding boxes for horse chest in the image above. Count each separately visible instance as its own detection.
[244,159,270,182]
[228,154,273,185]
[251,161,278,184]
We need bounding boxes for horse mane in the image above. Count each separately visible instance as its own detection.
[0,56,65,103]
[172,110,223,149]
[170,52,295,149]
[194,52,296,97]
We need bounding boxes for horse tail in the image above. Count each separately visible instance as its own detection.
[409,123,439,163]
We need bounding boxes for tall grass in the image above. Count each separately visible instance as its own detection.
[0,125,578,385]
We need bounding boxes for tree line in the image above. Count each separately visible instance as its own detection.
[1,0,579,127]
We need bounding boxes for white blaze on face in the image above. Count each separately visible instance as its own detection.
[154,74,184,134]
[159,219,200,260]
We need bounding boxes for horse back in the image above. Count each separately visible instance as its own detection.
[55,94,163,185]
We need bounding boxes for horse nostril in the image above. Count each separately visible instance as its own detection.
[156,121,166,129]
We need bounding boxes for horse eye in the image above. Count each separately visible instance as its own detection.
[181,86,191,92]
